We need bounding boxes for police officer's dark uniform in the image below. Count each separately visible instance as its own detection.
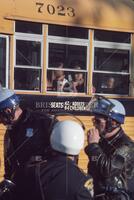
[29,120,94,200]
[4,109,53,200]
[29,154,94,200]
[85,128,134,200]
[85,96,134,200]
[0,88,54,199]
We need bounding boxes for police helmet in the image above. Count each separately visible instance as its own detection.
[87,95,126,124]
[0,88,20,111]
[50,120,85,155]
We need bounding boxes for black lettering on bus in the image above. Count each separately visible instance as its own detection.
[67,7,75,17]
[57,5,66,16]
[47,4,55,15]
[36,2,44,13]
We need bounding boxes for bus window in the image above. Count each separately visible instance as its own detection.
[94,30,131,43]
[14,21,43,91]
[16,40,41,66]
[94,48,129,73]
[0,36,9,88]
[15,21,42,34]
[93,73,129,95]
[48,25,88,39]
[14,68,41,90]
[93,30,131,95]
[47,25,89,94]
[48,43,87,70]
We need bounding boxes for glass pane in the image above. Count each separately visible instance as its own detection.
[16,40,41,66]
[47,70,87,93]
[15,21,42,34]
[0,37,6,87]
[93,73,129,95]
[94,30,131,43]
[48,25,88,39]
[48,43,87,70]
[94,48,129,73]
[14,68,41,90]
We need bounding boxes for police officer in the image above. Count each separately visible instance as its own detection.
[29,120,94,200]
[85,95,134,200]
[0,88,53,200]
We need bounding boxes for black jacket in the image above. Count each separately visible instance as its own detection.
[4,109,53,200]
[27,155,94,200]
[85,128,134,200]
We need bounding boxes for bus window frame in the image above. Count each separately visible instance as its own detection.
[14,31,44,92]
[46,28,90,95]
[92,31,131,96]
[0,34,9,88]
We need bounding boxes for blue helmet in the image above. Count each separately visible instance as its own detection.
[87,95,126,124]
[0,88,20,111]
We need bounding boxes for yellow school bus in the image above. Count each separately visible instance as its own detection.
[1,0,134,180]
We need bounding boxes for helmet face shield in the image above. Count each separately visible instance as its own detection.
[87,95,115,117]
[87,95,126,124]
[0,94,20,111]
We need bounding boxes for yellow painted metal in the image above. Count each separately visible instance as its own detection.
[42,24,48,94]
[0,0,14,34]
[0,0,134,33]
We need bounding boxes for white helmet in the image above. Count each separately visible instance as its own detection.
[50,120,85,155]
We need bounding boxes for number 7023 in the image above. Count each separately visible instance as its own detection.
[36,2,75,17]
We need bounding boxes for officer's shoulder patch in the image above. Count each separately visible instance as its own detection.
[84,178,93,191]
[84,178,94,197]
[26,128,34,137]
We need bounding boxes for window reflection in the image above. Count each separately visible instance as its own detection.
[16,40,41,66]
[16,21,42,34]
[48,25,88,39]
[14,68,41,90]
[94,48,129,73]
[94,30,130,43]
[48,43,87,70]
